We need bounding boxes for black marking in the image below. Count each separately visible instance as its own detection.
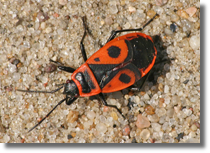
[91,63,141,89]
[119,73,131,84]
[88,64,118,83]
[75,72,91,93]
[94,57,100,62]
[84,70,96,89]
[107,46,121,58]
[126,36,156,69]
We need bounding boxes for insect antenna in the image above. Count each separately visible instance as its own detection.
[16,85,64,93]
[16,85,66,132]
[28,97,68,133]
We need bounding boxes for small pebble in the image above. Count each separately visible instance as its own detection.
[38,134,44,142]
[164,85,169,93]
[136,114,150,129]
[59,0,67,5]
[8,63,17,73]
[170,23,177,32]
[151,123,161,132]
[45,27,52,34]
[71,132,76,138]
[164,28,173,35]
[110,111,118,120]
[44,64,57,73]
[170,13,180,22]
[147,114,159,123]
[5,86,13,92]
[143,93,150,100]
[147,10,156,18]
[10,58,20,66]
[100,20,105,26]
[128,6,136,13]
[156,108,166,117]
[185,138,200,143]
[145,105,155,115]
[123,22,131,29]
[191,124,197,131]
[155,0,168,6]
[140,129,150,140]
[186,7,197,17]
[87,110,96,120]
[109,5,118,14]
[189,35,200,50]
[105,16,113,25]
[194,122,200,128]
[53,13,60,18]
[67,134,73,139]
[177,10,189,19]
[37,11,49,22]
[103,106,109,112]
[158,83,164,92]
[3,134,10,143]
[181,19,193,32]
[176,133,184,141]
[159,98,165,107]
[183,79,189,84]
[66,111,79,123]
[167,109,174,117]
[96,123,107,133]
[40,22,46,29]
[122,125,130,136]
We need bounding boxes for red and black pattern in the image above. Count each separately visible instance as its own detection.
[17,14,159,132]
[72,32,157,96]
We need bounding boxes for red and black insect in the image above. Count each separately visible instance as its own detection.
[17,14,158,132]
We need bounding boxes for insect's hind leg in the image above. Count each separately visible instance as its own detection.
[98,93,125,119]
[129,58,174,91]
[106,13,158,43]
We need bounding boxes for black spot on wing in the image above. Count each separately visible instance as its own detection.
[98,63,141,89]
[94,57,100,62]
[107,46,121,58]
[119,73,131,84]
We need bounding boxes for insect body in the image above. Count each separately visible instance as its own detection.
[17,14,158,132]
[70,33,157,97]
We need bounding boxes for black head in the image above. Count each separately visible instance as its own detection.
[63,79,79,96]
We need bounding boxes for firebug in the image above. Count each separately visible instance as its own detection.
[17,13,158,132]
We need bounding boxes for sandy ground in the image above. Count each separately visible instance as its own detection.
[0,0,200,143]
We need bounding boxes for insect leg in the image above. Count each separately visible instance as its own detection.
[80,16,88,61]
[129,71,151,91]
[57,66,75,73]
[98,93,125,119]
[66,96,78,105]
[50,59,76,73]
[130,58,174,91]
[106,13,158,43]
